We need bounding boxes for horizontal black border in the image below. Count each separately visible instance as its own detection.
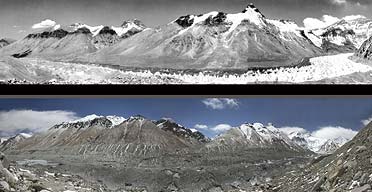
[2,84,372,95]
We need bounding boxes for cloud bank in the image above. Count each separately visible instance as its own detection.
[279,125,358,140]
[303,15,340,29]
[0,110,79,137]
[311,126,357,140]
[194,124,232,133]
[32,19,58,29]
[202,98,239,110]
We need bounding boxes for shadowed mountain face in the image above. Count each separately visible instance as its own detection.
[274,122,372,192]
[355,36,372,61]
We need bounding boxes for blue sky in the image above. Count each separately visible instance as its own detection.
[0,98,371,138]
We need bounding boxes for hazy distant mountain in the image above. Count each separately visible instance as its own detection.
[0,133,32,151]
[205,123,308,153]
[282,129,351,154]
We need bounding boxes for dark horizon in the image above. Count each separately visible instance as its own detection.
[0,0,371,39]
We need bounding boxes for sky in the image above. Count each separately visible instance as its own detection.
[0,97,371,138]
[0,0,372,39]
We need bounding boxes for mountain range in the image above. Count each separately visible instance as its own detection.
[0,19,147,60]
[1,3,372,70]
[1,114,353,156]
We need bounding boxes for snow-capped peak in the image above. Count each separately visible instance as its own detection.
[69,114,103,123]
[238,123,288,142]
[278,128,353,154]
[106,116,126,126]
[243,3,265,18]
[70,23,104,36]
[66,114,126,127]
[111,19,147,37]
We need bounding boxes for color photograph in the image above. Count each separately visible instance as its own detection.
[0,97,370,191]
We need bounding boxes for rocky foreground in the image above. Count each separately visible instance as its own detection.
[0,153,109,192]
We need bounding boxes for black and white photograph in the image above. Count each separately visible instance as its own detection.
[0,97,372,192]
[1,0,372,84]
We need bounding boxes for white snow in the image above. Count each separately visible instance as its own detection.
[177,12,219,35]
[190,128,198,133]
[237,123,291,145]
[67,114,126,127]
[304,31,323,47]
[111,22,144,36]
[70,23,104,36]
[343,15,366,21]
[225,7,266,34]
[19,133,32,138]
[69,114,103,124]
[106,116,126,126]
[178,5,266,36]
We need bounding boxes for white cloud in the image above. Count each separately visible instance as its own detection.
[278,127,308,135]
[361,116,372,126]
[343,15,366,21]
[202,98,239,110]
[210,124,232,133]
[303,15,340,30]
[32,19,57,29]
[331,0,347,5]
[194,123,232,133]
[311,126,357,140]
[0,110,79,136]
[194,124,208,130]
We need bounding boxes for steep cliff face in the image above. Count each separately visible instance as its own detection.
[355,36,372,61]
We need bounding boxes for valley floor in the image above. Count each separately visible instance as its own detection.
[6,153,312,192]
[1,53,372,84]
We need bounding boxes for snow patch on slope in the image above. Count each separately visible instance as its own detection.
[70,23,104,36]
